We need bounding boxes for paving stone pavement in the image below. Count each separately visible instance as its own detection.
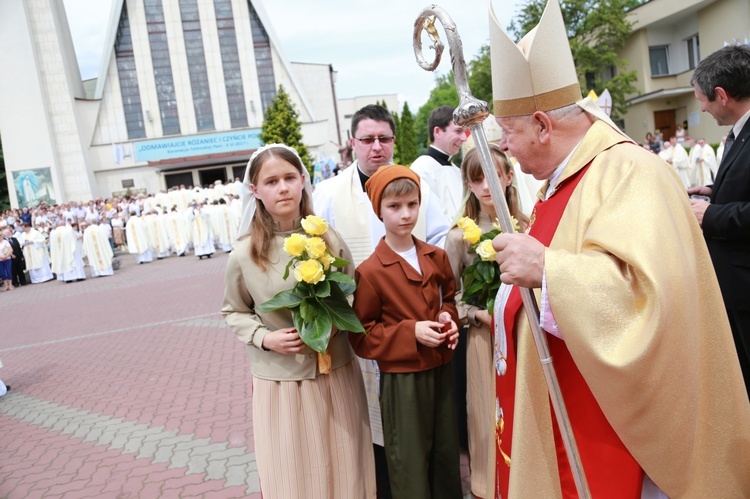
[0,249,471,498]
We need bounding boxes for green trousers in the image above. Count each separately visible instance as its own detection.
[380,363,463,499]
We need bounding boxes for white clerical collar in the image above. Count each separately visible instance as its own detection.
[732,107,750,138]
[545,140,583,200]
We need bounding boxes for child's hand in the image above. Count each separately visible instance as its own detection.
[415,321,447,348]
[437,312,459,350]
[262,328,308,355]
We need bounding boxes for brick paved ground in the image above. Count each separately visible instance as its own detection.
[0,250,471,498]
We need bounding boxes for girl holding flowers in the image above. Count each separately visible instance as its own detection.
[221,144,375,498]
[444,143,528,498]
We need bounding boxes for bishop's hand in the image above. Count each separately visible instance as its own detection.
[492,233,544,288]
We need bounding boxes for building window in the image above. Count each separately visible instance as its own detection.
[179,0,214,131]
[248,1,277,115]
[687,35,700,70]
[144,0,181,136]
[114,3,146,139]
[649,46,669,76]
[214,0,248,128]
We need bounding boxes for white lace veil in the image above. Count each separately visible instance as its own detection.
[237,144,314,237]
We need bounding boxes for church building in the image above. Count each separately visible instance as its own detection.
[0,0,344,208]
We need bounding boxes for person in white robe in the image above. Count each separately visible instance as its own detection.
[231,178,243,197]
[49,224,70,282]
[716,135,727,165]
[229,195,242,241]
[19,224,53,283]
[145,212,170,259]
[125,215,153,264]
[211,199,235,252]
[187,203,215,259]
[659,138,691,188]
[166,207,190,256]
[50,223,86,282]
[410,105,470,222]
[83,223,114,276]
[204,202,220,247]
[689,138,717,186]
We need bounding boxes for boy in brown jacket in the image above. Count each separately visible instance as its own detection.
[351,165,462,499]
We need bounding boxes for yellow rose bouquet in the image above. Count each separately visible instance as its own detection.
[257,215,365,361]
[456,216,513,312]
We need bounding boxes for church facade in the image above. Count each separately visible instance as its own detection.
[0,0,345,208]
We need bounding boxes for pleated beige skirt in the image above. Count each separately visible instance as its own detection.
[466,323,496,498]
[252,359,376,499]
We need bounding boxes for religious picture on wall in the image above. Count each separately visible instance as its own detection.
[13,167,56,208]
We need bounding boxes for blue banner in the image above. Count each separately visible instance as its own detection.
[134,129,263,162]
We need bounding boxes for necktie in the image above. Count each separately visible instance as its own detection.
[724,130,735,159]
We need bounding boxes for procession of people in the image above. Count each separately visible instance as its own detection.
[0,180,244,289]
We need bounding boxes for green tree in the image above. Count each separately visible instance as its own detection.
[260,84,314,176]
[0,138,9,211]
[508,0,641,121]
[467,44,493,106]
[415,74,459,150]
[398,103,419,166]
[392,110,402,164]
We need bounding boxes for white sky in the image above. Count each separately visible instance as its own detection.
[62,0,520,110]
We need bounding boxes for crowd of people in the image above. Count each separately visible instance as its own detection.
[0,180,245,291]
[641,130,726,189]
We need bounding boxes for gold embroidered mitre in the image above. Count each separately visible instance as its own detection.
[489,0,582,117]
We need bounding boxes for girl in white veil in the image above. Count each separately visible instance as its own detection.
[223,144,376,498]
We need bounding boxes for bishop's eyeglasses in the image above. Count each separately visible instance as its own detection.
[353,136,395,145]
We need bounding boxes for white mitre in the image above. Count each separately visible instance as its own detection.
[489,0,622,132]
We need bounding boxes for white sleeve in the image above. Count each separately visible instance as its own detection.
[312,184,337,228]
[423,190,450,249]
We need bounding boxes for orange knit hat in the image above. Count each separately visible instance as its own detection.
[364,165,421,218]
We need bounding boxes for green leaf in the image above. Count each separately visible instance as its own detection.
[328,271,357,296]
[476,261,493,283]
[299,309,333,353]
[283,259,296,281]
[291,308,304,335]
[299,297,323,323]
[314,280,331,298]
[327,271,356,287]
[320,297,366,334]
[465,280,484,296]
[256,290,303,313]
[331,256,350,269]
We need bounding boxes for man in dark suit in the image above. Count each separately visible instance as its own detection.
[2,228,27,287]
[689,44,750,398]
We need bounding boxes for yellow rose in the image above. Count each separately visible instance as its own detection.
[476,239,496,261]
[305,236,327,259]
[463,224,482,245]
[283,233,308,257]
[301,215,328,236]
[318,252,335,270]
[294,259,326,284]
[457,217,474,230]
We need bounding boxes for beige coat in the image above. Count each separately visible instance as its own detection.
[222,220,356,381]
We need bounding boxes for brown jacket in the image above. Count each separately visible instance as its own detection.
[351,237,458,373]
